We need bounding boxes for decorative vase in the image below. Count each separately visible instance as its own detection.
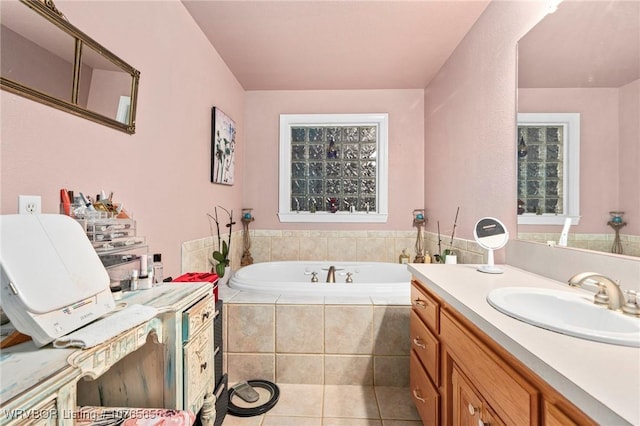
[218,266,232,287]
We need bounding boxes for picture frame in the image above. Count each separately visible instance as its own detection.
[211,107,236,185]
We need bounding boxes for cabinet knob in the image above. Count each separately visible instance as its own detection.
[200,361,208,372]
[412,388,426,403]
[414,299,427,309]
[202,311,210,320]
[468,403,479,416]
[412,337,426,349]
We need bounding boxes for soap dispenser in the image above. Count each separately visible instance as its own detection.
[399,249,410,264]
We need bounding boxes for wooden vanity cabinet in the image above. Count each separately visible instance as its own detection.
[410,280,442,425]
[410,278,597,426]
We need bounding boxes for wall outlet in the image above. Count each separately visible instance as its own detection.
[18,195,42,214]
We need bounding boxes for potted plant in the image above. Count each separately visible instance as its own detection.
[208,206,235,285]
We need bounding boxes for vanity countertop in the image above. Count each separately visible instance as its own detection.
[407,263,640,426]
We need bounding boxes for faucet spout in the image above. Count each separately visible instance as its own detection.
[326,266,336,283]
[568,272,625,310]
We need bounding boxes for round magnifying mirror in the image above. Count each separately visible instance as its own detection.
[473,217,509,274]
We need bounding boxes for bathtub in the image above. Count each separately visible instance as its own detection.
[229,261,411,297]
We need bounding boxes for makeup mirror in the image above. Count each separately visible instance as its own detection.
[474,217,509,274]
[0,0,140,134]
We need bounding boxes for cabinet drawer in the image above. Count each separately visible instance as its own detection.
[442,311,537,425]
[410,351,440,426]
[15,397,57,426]
[184,321,214,413]
[410,310,440,386]
[183,294,215,341]
[411,281,439,334]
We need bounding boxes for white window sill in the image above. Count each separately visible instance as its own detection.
[517,214,581,226]
[278,212,388,223]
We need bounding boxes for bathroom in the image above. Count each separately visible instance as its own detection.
[1,0,638,425]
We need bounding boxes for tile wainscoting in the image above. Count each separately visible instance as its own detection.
[518,232,640,257]
[219,286,412,387]
[181,229,485,272]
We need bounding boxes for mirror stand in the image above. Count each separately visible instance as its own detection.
[474,217,509,274]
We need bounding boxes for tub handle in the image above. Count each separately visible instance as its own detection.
[412,388,426,403]
[414,299,427,309]
[413,337,426,349]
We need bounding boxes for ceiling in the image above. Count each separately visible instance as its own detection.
[181,0,490,91]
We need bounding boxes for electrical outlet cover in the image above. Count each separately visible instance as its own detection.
[18,195,42,214]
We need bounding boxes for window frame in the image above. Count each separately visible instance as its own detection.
[278,113,389,223]
[517,112,581,225]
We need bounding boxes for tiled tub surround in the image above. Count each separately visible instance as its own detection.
[181,229,486,271]
[519,232,640,257]
[219,285,411,388]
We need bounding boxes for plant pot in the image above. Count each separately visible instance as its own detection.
[218,266,232,287]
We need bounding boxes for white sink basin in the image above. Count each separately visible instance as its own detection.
[487,287,640,347]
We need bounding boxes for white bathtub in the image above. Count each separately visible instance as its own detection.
[229,261,411,297]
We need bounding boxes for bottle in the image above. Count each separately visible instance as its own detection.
[130,269,139,291]
[399,249,410,264]
[153,253,164,284]
[424,251,432,264]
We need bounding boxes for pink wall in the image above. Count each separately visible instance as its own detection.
[423,1,549,252]
[243,89,424,231]
[1,0,245,277]
[619,79,640,235]
[519,88,620,234]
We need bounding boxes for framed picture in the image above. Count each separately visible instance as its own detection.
[211,107,236,185]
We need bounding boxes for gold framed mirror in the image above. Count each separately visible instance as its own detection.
[1,0,140,134]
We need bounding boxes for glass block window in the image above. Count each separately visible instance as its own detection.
[517,113,580,226]
[279,114,388,223]
[517,125,564,214]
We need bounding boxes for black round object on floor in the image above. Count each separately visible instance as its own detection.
[227,380,280,417]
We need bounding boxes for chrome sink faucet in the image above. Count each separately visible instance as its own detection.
[568,272,625,311]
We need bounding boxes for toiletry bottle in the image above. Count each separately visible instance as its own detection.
[153,253,163,285]
[399,249,410,264]
[424,251,432,264]
[130,270,139,291]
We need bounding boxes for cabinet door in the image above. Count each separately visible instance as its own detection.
[452,365,483,426]
[452,365,506,426]
[544,401,580,426]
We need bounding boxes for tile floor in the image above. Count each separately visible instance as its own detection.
[222,384,421,426]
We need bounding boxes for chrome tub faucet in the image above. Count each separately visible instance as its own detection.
[326,266,336,283]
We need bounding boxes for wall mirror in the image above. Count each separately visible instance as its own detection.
[516,0,639,257]
[1,0,140,134]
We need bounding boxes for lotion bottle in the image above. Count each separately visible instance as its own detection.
[399,249,410,264]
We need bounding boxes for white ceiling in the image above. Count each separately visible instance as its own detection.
[181,0,490,90]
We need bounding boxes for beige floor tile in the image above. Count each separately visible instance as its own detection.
[374,387,420,420]
[323,385,380,419]
[381,421,423,426]
[266,384,324,417]
[323,418,383,426]
[221,413,264,425]
[262,416,322,426]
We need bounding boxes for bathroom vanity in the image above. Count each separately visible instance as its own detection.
[0,282,216,425]
[408,264,639,426]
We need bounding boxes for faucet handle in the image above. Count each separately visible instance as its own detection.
[622,290,640,317]
[311,272,318,283]
[593,283,610,306]
[345,272,353,283]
